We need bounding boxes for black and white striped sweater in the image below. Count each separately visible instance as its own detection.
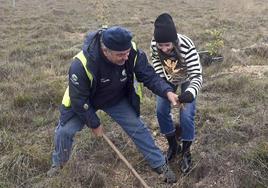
[150,34,202,99]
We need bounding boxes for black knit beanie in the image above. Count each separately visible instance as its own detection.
[154,13,178,43]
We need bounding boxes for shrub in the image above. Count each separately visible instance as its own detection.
[205,29,224,56]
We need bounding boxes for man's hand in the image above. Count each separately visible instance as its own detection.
[92,124,103,137]
[166,91,180,107]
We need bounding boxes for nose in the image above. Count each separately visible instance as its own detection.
[161,46,169,53]
[122,53,129,61]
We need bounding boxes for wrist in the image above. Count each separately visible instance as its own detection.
[166,90,173,97]
[91,123,101,129]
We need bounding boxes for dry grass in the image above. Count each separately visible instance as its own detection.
[0,0,267,187]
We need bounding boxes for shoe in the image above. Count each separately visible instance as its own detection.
[47,165,61,177]
[154,163,176,183]
[180,152,192,174]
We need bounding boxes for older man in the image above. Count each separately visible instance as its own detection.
[47,26,179,183]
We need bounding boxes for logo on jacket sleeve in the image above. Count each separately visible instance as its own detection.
[83,103,89,110]
[70,74,79,85]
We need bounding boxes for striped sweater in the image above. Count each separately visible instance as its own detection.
[150,33,202,99]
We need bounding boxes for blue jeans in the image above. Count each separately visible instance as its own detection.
[52,98,165,169]
[156,82,196,141]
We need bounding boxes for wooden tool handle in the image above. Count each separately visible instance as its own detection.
[102,134,150,188]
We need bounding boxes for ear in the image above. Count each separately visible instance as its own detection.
[101,48,109,58]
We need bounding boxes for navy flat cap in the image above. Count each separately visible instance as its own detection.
[102,26,132,51]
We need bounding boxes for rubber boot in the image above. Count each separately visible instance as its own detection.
[180,141,192,173]
[165,133,181,161]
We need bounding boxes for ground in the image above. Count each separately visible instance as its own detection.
[0,0,267,187]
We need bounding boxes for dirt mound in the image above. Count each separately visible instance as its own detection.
[232,43,268,58]
[230,65,268,78]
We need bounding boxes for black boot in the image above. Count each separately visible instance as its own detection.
[182,141,192,154]
[165,133,181,161]
[180,141,192,173]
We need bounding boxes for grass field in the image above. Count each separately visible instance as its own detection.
[0,0,267,187]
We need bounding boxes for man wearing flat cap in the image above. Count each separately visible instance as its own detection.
[150,13,203,173]
[47,26,179,183]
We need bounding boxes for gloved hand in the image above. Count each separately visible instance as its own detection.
[178,91,194,103]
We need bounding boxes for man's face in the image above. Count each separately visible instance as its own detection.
[156,42,174,55]
[104,48,131,65]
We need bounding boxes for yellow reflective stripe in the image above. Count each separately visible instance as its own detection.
[137,82,143,99]
[62,51,94,107]
[132,41,138,66]
[62,86,71,107]
[74,51,93,85]
[131,41,137,51]
[131,42,143,99]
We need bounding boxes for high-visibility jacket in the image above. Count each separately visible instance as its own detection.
[62,41,142,109]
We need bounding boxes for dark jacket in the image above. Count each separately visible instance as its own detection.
[59,30,173,129]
